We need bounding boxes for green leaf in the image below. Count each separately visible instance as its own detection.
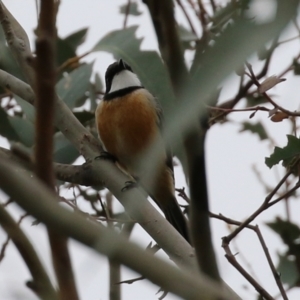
[257,46,269,61]
[119,2,142,16]
[0,106,19,141]
[64,28,88,50]
[265,135,300,168]
[293,59,300,76]
[266,218,300,246]
[56,63,93,109]
[277,254,299,287]
[89,73,103,111]
[178,24,197,51]
[53,132,80,164]
[178,24,197,42]
[14,94,35,123]
[73,111,95,125]
[92,26,176,113]
[56,37,77,67]
[240,122,268,140]
[246,93,268,107]
[8,116,35,147]
[0,26,25,83]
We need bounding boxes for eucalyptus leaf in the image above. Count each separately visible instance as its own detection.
[277,254,299,287]
[56,63,93,109]
[64,27,88,50]
[0,106,18,141]
[53,132,80,164]
[14,94,35,123]
[56,37,77,67]
[8,116,35,147]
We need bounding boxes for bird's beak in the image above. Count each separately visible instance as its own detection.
[118,58,126,69]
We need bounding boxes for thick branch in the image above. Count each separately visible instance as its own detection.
[0,155,232,300]
[0,72,198,272]
[144,0,220,282]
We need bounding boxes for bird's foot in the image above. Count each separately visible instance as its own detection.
[95,151,116,162]
[121,180,138,192]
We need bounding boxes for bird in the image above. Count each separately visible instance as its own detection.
[95,59,190,243]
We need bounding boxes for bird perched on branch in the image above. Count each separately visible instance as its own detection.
[95,59,190,243]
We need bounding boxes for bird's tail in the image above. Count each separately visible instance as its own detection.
[162,199,190,244]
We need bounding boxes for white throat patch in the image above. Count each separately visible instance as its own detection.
[110,70,141,92]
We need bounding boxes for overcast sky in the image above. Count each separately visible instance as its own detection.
[1,1,300,300]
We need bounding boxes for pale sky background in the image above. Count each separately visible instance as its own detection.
[0,0,300,300]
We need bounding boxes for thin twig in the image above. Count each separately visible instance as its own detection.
[209,0,217,13]
[211,213,288,299]
[224,170,293,243]
[123,0,131,28]
[176,0,198,35]
[0,234,10,262]
[246,63,300,117]
[255,225,288,300]
[222,241,274,300]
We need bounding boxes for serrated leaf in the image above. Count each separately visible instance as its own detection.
[56,63,93,109]
[92,26,175,113]
[266,218,300,245]
[64,28,88,50]
[119,2,142,16]
[53,132,79,164]
[265,135,300,168]
[277,254,299,287]
[240,122,268,140]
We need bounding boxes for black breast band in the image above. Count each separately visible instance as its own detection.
[104,86,144,101]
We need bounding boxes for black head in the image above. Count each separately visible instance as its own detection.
[105,59,133,94]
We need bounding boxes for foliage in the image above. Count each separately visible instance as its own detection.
[0,1,300,300]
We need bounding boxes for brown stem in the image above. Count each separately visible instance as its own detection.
[35,1,79,300]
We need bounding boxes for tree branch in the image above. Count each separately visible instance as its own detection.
[0,205,57,300]
[144,0,220,282]
[0,155,232,300]
[34,1,79,299]
[0,71,198,274]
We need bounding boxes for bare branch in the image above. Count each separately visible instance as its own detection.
[0,205,57,300]
[0,155,232,300]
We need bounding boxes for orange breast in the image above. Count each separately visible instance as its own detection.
[96,90,159,173]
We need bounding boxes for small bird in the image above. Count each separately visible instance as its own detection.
[95,59,190,243]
